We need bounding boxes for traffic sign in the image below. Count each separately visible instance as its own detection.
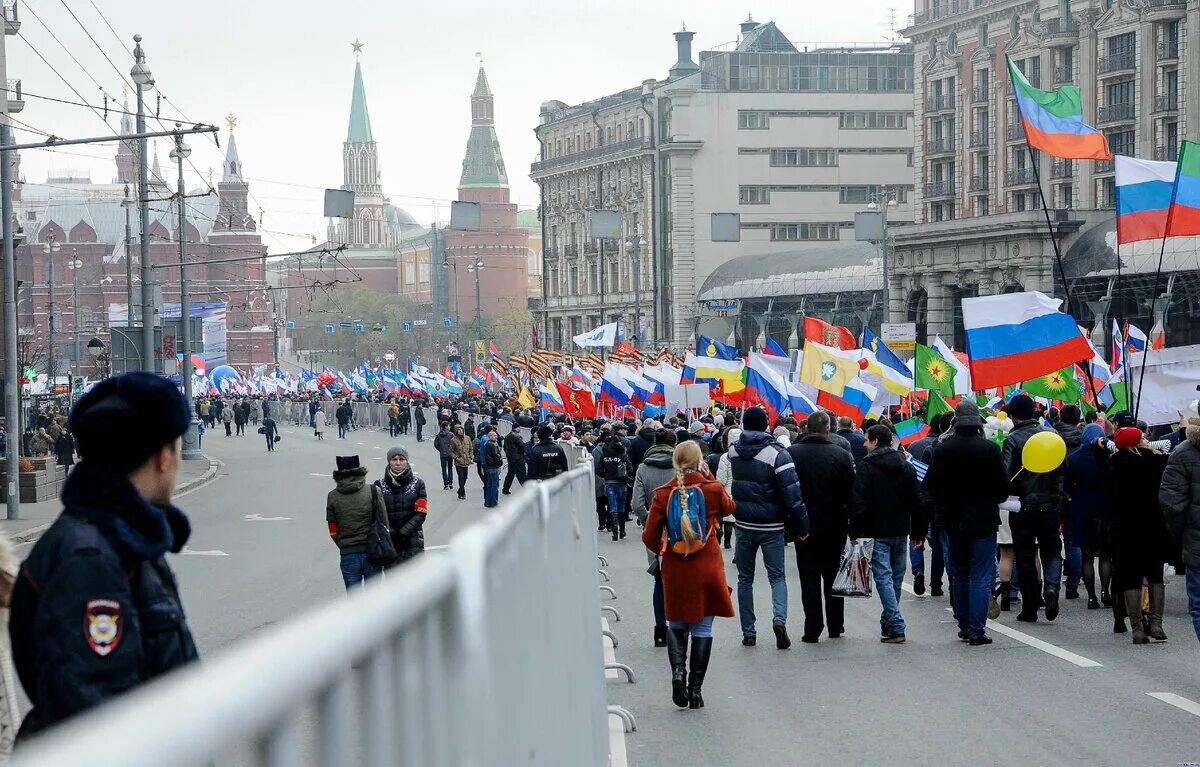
[354,322,365,334]
[325,324,335,334]
[402,322,413,332]
[443,317,453,328]
[285,320,296,330]
[413,319,428,327]
[338,321,353,328]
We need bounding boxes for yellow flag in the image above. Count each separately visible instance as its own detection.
[517,386,536,410]
[798,341,860,396]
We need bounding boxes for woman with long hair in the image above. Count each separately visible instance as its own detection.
[641,440,735,709]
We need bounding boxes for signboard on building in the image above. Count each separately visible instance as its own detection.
[700,299,739,318]
[854,211,885,242]
[450,201,481,232]
[711,213,741,242]
[590,210,622,239]
[473,340,486,366]
[881,322,917,351]
[443,317,453,328]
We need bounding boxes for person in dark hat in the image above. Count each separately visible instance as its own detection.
[327,454,386,589]
[10,372,198,740]
[1002,393,1067,623]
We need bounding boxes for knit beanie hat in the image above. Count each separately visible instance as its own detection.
[1113,427,1142,450]
[386,446,409,461]
[742,407,769,433]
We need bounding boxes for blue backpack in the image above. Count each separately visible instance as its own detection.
[666,484,708,556]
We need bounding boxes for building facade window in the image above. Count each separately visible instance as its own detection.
[769,148,838,166]
[769,222,839,241]
[737,111,770,129]
[837,111,908,129]
[738,186,771,204]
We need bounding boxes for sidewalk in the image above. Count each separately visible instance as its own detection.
[0,454,222,545]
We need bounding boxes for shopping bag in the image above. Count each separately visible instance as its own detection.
[831,538,875,598]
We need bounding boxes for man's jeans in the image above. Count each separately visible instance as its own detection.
[605,483,628,537]
[871,536,908,637]
[1011,509,1063,602]
[734,528,787,636]
[309,412,317,428]
[340,552,383,590]
[947,532,997,639]
[484,468,501,507]
[338,423,348,439]
[416,422,424,441]
[503,460,527,492]
[1187,567,1200,644]
[440,456,454,488]
[910,524,946,589]
[667,615,714,638]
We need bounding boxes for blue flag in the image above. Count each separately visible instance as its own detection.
[697,335,739,360]
[764,338,787,357]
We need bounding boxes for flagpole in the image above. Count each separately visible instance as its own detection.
[1133,179,1177,424]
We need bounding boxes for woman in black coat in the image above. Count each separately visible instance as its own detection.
[375,446,428,565]
[1106,427,1172,643]
[55,429,75,469]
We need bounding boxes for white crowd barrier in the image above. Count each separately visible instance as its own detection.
[13,465,608,767]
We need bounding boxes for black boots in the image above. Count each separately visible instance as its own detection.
[653,626,667,648]
[688,637,713,709]
[665,629,690,708]
[998,581,1012,612]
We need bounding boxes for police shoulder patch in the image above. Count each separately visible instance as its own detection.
[84,598,123,656]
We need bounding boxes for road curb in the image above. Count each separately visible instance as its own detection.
[12,455,222,546]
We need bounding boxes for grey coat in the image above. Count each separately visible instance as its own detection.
[631,445,677,570]
[1160,428,1200,568]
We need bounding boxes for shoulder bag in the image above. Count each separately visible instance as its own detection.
[365,484,398,566]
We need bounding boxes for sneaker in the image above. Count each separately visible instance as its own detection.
[773,623,791,650]
[828,630,843,639]
[881,634,906,644]
[502,490,511,495]
[742,634,756,647]
[913,574,926,596]
[1016,610,1038,623]
[800,635,820,644]
[968,635,994,646]
[1044,593,1060,622]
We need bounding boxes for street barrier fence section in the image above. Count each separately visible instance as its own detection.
[13,465,608,767]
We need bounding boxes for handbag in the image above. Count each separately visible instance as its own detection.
[365,485,398,566]
[257,426,267,435]
[273,433,282,443]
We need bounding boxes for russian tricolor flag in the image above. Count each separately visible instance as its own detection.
[744,353,789,426]
[1115,156,1176,244]
[816,377,877,425]
[539,381,565,414]
[962,291,1093,391]
[599,364,634,408]
[785,382,818,419]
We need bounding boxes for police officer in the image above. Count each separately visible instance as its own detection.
[10,372,199,740]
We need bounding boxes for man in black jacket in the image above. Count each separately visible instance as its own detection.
[10,373,198,740]
[336,401,353,439]
[414,403,427,442]
[502,427,527,494]
[527,425,569,481]
[1002,394,1066,623]
[787,412,855,642]
[729,407,809,649]
[851,425,926,644]
[925,402,1009,645]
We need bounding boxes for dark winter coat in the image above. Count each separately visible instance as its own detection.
[1107,448,1173,567]
[55,432,75,467]
[1065,441,1111,531]
[1053,422,1084,451]
[787,435,854,543]
[376,468,427,564]
[728,431,808,538]
[1002,421,1065,514]
[503,431,526,464]
[836,428,868,465]
[414,407,427,426]
[1161,429,1200,568]
[597,439,632,485]
[10,462,198,738]
[924,430,1008,537]
[326,466,378,555]
[849,446,926,540]
[434,428,454,458]
[907,432,939,463]
[628,427,655,471]
[527,439,569,481]
[463,419,476,439]
[642,471,736,623]
[483,438,504,470]
[335,403,352,426]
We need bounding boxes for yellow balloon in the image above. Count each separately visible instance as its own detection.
[1022,430,1067,473]
[997,411,1009,421]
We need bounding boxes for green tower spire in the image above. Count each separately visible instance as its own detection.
[346,47,373,143]
[459,63,508,188]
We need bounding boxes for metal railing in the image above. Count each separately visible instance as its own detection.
[925,94,955,112]
[968,175,990,192]
[1157,40,1180,60]
[1154,145,1178,162]
[1098,102,1136,123]
[1053,65,1073,84]
[1094,159,1115,174]
[1098,53,1136,75]
[1153,93,1178,112]
[14,463,607,767]
[969,129,989,148]
[1050,160,1074,179]
[1005,168,1037,186]
[923,180,955,198]
[925,137,955,154]
[2,1,16,26]
[970,84,990,104]
[1006,123,1025,142]
[1044,16,1080,37]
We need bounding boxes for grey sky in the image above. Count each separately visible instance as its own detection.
[10,0,905,253]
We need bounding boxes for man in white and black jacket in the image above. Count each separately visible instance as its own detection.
[728,407,809,650]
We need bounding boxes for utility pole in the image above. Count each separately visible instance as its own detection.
[70,248,80,399]
[44,235,57,387]
[131,35,155,372]
[2,120,19,517]
[123,183,134,335]
[171,126,201,459]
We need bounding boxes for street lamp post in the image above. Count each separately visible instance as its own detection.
[624,235,646,350]
[42,235,60,387]
[131,34,155,372]
[67,249,82,401]
[169,125,201,459]
[866,191,899,325]
[122,183,134,327]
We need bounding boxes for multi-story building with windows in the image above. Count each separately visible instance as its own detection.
[894,0,1200,350]
[532,19,916,350]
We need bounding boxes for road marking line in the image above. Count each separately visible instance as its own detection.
[426,545,450,551]
[927,604,1102,668]
[180,548,229,556]
[1147,692,1200,718]
[244,513,291,522]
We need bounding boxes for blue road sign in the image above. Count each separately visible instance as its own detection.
[325,324,335,334]
[286,320,296,329]
[402,322,413,332]
[354,322,365,334]
[443,317,453,328]
[338,321,353,328]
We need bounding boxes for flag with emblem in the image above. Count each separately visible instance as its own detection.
[802,317,856,351]
[1022,366,1081,403]
[556,380,597,418]
[697,335,739,360]
[913,343,957,397]
[797,341,860,396]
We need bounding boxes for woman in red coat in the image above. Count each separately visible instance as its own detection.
[642,440,736,709]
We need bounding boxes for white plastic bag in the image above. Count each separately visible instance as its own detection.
[832,538,875,598]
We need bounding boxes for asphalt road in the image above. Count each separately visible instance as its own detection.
[172,424,1200,765]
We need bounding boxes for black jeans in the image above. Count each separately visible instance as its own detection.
[1011,509,1064,602]
[416,422,424,441]
[456,465,469,495]
[440,457,454,488]
[224,422,232,436]
[503,460,527,492]
[235,423,245,436]
[795,534,845,639]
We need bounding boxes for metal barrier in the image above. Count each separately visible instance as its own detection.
[13,466,608,767]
